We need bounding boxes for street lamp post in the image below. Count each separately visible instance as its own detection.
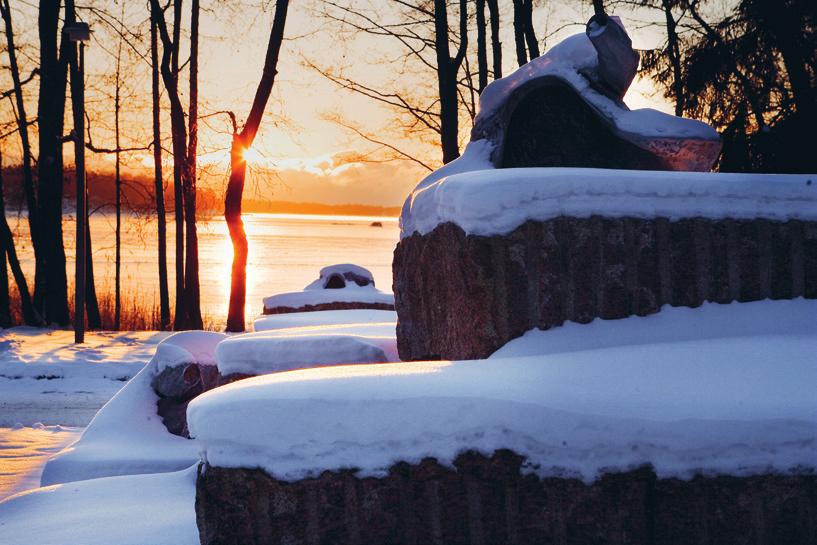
[65,21,90,344]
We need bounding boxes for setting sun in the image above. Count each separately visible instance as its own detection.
[241,146,264,165]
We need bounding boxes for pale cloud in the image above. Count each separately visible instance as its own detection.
[245,150,428,207]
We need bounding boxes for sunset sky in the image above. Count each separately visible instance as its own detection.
[1,0,672,208]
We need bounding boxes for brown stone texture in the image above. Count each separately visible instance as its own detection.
[196,451,817,545]
[263,301,395,315]
[393,217,817,361]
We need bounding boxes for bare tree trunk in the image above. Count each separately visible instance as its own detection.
[114,24,123,330]
[434,0,467,163]
[151,0,189,330]
[686,3,766,131]
[151,16,171,330]
[486,0,502,80]
[761,6,816,124]
[661,0,684,116]
[512,0,527,66]
[184,0,203,330]
[0,152,40,326]
[522,0,539,59]
[0,0,41,291]
[0,245,9,328]
[226,0,290,332]
[476,0,488,93]
[36,0,73,325]
[84,206,101,329]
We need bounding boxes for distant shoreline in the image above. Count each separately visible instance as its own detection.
[241,200,401,218]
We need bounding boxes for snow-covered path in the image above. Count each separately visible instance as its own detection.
[0,426,83,501]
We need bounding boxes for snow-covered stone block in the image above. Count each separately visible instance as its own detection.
[262,264,395,314]
[216,329,394,380]
[190,299,817,544]
[395,169,817,360]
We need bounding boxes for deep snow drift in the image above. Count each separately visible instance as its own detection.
[0,466,198,545]
[39,332,225,486]
[189,298,817,483]
[401,167,817,237]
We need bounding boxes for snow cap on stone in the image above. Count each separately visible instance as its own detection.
[153,331,228,373]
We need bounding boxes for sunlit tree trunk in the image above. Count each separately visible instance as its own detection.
[184,0,203,330]
[151,16,171,330]
[226,0,290,332]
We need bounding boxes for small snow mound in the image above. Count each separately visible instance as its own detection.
[153,331,228,373]
[216,332,390,377]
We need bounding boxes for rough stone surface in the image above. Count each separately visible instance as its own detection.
[196,452,817,545]
[263,301,395,316]
[393,217,817,361]
[152,363,221,437]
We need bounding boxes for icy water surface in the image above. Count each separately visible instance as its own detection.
[9,213,399,327]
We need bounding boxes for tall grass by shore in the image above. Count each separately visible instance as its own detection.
[4,286,219,331]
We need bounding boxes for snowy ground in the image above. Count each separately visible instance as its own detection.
[1,300,816,544]
[0,466,198,545]
[0,425,82,501]
[0,329,168,427]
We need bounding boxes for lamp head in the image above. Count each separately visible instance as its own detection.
[64,22,91,42]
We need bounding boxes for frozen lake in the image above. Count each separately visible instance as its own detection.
[9,213,399,327]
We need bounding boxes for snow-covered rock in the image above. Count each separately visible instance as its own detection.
[40,332,227,486]
[188,298,817,484]
[262,264,394,314]
[150,332,228,437]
